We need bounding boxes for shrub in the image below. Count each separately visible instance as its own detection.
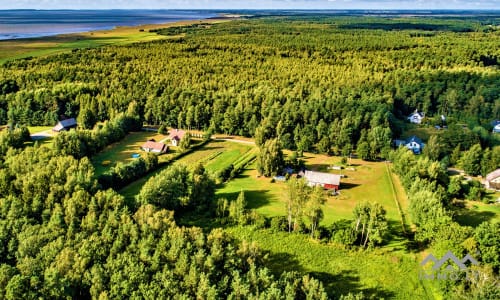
[269,216,288,233]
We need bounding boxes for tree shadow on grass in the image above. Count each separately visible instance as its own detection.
[266,252,394,299]
[339,182,360,190]
[453,209,496,227]
[216,190,272,210]
[309,270,395,299]
[266,252,305,274]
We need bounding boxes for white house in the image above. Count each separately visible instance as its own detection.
[405,136,424,154]
[303,170,341,191]
[407,110,424,124]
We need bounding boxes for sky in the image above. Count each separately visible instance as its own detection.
[1,0,500,10]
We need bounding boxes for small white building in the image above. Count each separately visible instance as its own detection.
[407,110,424,124]
[53,118,77,132]
[493,124,500,134]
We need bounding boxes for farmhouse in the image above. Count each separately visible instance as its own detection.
[53,118,77,132]
[141,140,168,154]
[485,169,500,190]
[303,170,341,191]
[168,129,186,147]
[407,110,424,124]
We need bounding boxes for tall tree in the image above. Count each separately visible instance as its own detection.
[256,138,284,177]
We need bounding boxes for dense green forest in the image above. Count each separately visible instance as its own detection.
[0,15,500,299]
[1,16,499,156]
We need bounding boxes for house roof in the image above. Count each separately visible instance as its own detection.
[486,169,500,182]
[141,141,167,152]
[168,129,186,141]
[53,118,77,131]
[406,135,424,145]
[304,170,340,186]
[408,110,424,119]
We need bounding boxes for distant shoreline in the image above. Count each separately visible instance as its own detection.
[0,15,239,63]
[0,10,223,41]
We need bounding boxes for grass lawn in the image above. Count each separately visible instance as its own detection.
[27,126,54,134]
[225,226,433,299]
[453,200,500,227]
[91,131,167,176]
[218,153,409,236]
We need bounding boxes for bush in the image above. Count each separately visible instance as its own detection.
[269,216,288,233]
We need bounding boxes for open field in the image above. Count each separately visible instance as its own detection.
[0,18,231,63]
[453,200,500,227]
[226,226,433,299]
[118,139,254,201]
[219,154,409,234]
[173,139,254,173]
[91,131,167,176]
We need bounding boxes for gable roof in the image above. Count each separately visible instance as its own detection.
[486,169,500,182]
[141,141,167,152]
[304,170,340,186]
[406,135,424,145]
[53,118,77,131]
[168,129,186,141]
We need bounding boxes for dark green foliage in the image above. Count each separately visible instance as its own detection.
[2,17,499,156]
[98,153,158,190]
[256,138,284,177]
[0,79,18,95]
[0,147,328,299]
[0,126,30,157]
[474,222,500,273]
